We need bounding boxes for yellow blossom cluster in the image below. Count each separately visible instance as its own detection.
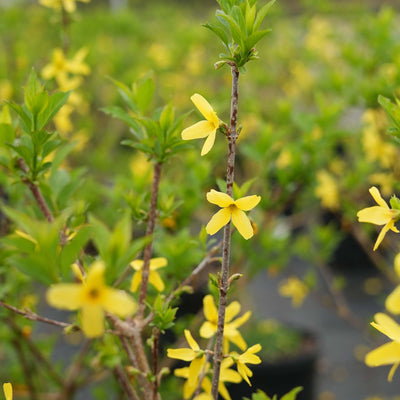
[39,0,89,13]
[167,295,261,400]
[41,47,90,137]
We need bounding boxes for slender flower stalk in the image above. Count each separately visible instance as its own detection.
[137,161,163,321]
[211,65,239,399]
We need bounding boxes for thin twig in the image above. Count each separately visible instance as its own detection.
[152,328,160,400]
[211,65,239,399]
[113,365,140,400]
[137,161,162,321]
[0,301,76,329]
[17,158,54,222]
[6,317,64,386]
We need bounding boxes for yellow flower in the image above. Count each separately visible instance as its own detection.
[3,383,12,400]
[385,253,400,314]
[314,170,339,211]
[357,186,400,251]
[181,94,220,156]
[231,344,262,386]
[175,358,241,400]
[206,190,261,240]
[47,260,136,338]
[199,295,251,351]
[39,0,90,13]
[42,47,90,83]
[130,257,166,292]
[365,313,400,381]
[279,276,309,307]
[167,330,206,389]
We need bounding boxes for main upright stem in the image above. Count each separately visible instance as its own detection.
[211,65,239,399]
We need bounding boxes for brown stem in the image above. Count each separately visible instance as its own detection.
[211,65,239,399]
[18,158,54,222]
[11,336,38,400]
[137,161,162,320]
[152,328,160,400]
[0,301,76,329]
[6,317,64,386]
[113,365,140,400]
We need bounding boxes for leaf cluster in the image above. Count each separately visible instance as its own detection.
[102,75,191,163]
[204,0,275,71]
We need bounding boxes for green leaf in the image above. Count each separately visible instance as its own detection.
[203,22,230,47]
[102,106,143,138]
[60,225,93,278]
[253,0,276,32]
[50,141,77,175]
[245,29,271,50]
[231,5,246,35]
[37,91,71,130]
[7,102,32,133]
[245,3,256,34]
[42,138,62,159]
[219,12,244,47]
[134,76,155,113]
[24,69,43,113]
[106,76,138,113]
[121,139,154,156]
[280,387,303,400]
[159,103,175,133]
[378,95,400,130]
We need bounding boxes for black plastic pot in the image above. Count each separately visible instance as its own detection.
[230,332,318,400]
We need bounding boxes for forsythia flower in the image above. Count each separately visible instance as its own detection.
[385,253,400,314]
[39,0,90,13]
[231,344,262,386]
[181,94,220,156]
[42,47,90,83]
[47,260,136,338]
[3,383,12,400]
[314,170,339,211]
[365,313,400,381]
[279,276,309,307]
[200,295,250,351]
[130,257,167,292]
[167,330,206,389]
[357,186,400,251]
[206,189,261,240]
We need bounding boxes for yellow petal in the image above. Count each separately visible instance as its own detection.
[369,186,389,208]
[237,362,252,386]
[191,94,218,127]
[220,367,242,383]
[229,311,251,329]
[86,260,106,288]
[374,223,391,251]
[182,121,215,140]
[225,330,247,351]
[149,257,168,270]
[201,129,216,156]
[188,355,205,388]
[62,0,76,12]
[103,288,136,316]
[357,206,393,225]
[203,294,218,323]
[240,344,262,364]
[218,382,231,400]
[185,329,200,351]
[371,313,400,342]
[149,271,165,291]
[81,304,104,338]
[199,321,216,339]
[46,284,83,310]
[174,367,189,378]
[231,208,254,239]
[234,195,261,211]
[389,362,400,382]
[183,380,197,400]
[386,286,400,314]
[206,190,233,207]
[167,348,196,361]
[206,208,232,235]
[365,341,400,367]
[130,260,144,271]
[3,383,12,400]
[225,301,241,322]
[130,271,142,292]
